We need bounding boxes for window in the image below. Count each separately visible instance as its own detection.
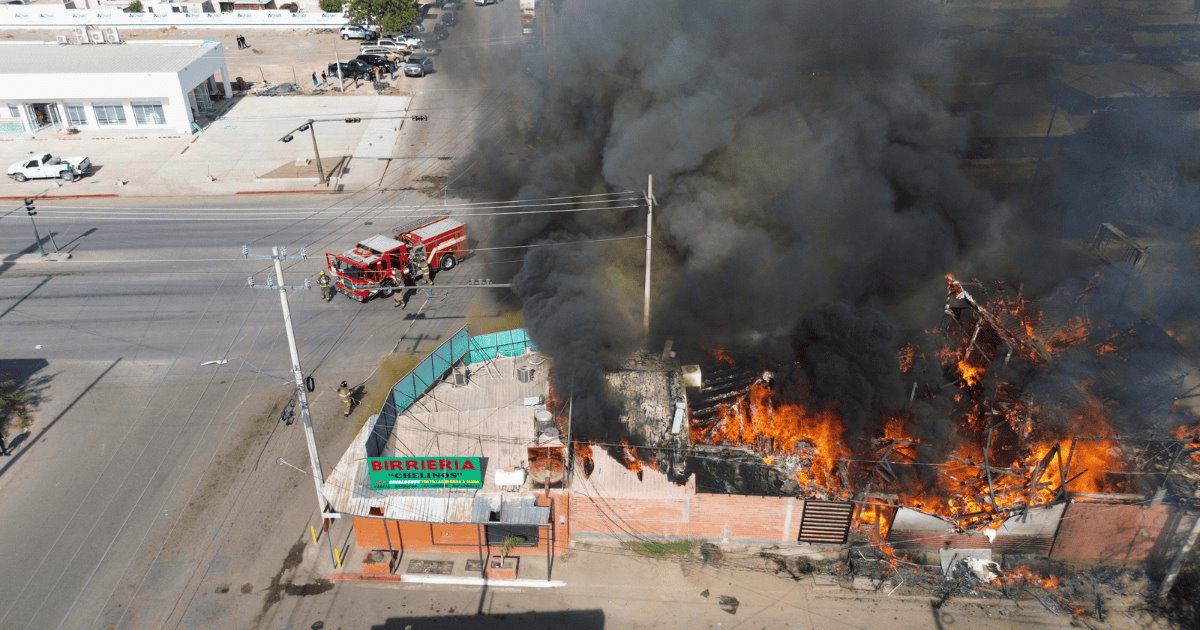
[65,105,87,126]
[132,102,165,126]
[6,105,18,118]
[93,103,126,126]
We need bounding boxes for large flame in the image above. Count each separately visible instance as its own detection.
[695,382,850,493]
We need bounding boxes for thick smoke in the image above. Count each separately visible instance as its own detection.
[463,0,1197,447]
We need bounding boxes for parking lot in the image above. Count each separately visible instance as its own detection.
[1,1,529,197]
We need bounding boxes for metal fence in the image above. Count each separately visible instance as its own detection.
[0,7,345,30]
[466,328,535,365]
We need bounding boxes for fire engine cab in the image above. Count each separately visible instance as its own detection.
[324,217,468,302]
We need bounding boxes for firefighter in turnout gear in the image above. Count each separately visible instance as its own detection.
[337,380,353,417]
[317,269,333,302]
[421,259,433,286]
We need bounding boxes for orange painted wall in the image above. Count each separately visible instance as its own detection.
[352,493,571,556]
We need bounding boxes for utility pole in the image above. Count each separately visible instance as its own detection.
[643,174,655,337]
[244,245,326,518]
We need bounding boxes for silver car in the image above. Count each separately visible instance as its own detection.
[403,56,434,77]
[340,24,378,40]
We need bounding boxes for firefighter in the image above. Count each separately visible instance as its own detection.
[317,270,333,302]
[337,380,353,417]
[421,259,433,286]
[393,287,408,309]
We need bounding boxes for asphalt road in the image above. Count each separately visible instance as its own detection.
[0,3,528,629]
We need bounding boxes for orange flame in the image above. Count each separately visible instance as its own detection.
[957,359,985,387]
[693,382,850,493]
[574,442,595,479]
[993,566,1061,590]
[619,438,643,474]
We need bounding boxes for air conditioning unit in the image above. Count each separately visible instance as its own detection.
[74,27,88,44]
[89,31,106,44]
[104,27,121,44]
[55,35,69,44]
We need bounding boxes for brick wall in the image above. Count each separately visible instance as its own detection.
[1049,502,1177,566]
[570,492,799,543]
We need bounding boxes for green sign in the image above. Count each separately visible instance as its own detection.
[367,457,484,490]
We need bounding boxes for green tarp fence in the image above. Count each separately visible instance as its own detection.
[366,326,470,458]
[466,328,536,364]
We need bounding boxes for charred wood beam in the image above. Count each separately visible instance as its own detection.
[985,426,998,509]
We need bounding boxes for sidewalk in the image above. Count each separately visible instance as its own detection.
[0,94,413,199]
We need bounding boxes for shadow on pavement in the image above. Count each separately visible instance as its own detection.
[370,609,605,630]
[0,358,120,478]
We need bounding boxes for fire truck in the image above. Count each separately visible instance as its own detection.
[324,217,468,302]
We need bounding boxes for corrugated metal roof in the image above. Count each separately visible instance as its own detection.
[570,444,693,500]
[323,354,557,522]
[0,41,221,75]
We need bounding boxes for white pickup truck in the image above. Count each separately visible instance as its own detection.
[7,153,91,182]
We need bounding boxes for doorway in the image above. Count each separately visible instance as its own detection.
[26,103,61,130]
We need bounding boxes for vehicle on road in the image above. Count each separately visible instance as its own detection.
[441,10,457,26]
[340,24,378,40]
[356,54,400,73]
[7,153,90,182]
[325,217,469,302]
[431,23,449,40]
[328,59,375,80]
[475,0,497,5]
[403,56,434,77]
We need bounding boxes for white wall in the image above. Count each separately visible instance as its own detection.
[0,6,344,29]
[0,43,230,134]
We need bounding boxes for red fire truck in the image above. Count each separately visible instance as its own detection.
[324,217,468,302]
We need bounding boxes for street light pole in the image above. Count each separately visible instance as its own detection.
[643,175,654,337]
[306,120,327,185]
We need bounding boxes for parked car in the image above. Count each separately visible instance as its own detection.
[340,24,378,40]
[7,153,90,182]
[359,46,406,59]
[474,0,497,5]
[356,54,399,73]
[414,37,442,55]
[327,59,374,80]
[398,21,426,35]
[403,56,434,77]
[431,23,449,40]
[360,38,411,54]
[441,10,457,26]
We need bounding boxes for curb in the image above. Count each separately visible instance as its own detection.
[324,572,566,588]
[235,189,336,196]
[0,193,119,201]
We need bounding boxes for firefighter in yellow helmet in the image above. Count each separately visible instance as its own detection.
[337,380,353,417]
[317,269,333,302]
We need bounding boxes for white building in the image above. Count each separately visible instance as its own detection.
[0,39,233,135]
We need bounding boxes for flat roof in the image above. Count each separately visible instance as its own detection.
[0,40,221,75]
[323,354,556,521]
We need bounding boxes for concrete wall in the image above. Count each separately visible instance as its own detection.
[570,493,801,544]
[0,6,344,29]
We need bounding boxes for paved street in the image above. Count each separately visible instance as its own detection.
[0,3,528,629]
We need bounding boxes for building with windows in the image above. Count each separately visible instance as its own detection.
[0,39,232,135]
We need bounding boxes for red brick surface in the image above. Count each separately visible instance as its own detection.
[570,493,797,542]
[1049,502,1176,564]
